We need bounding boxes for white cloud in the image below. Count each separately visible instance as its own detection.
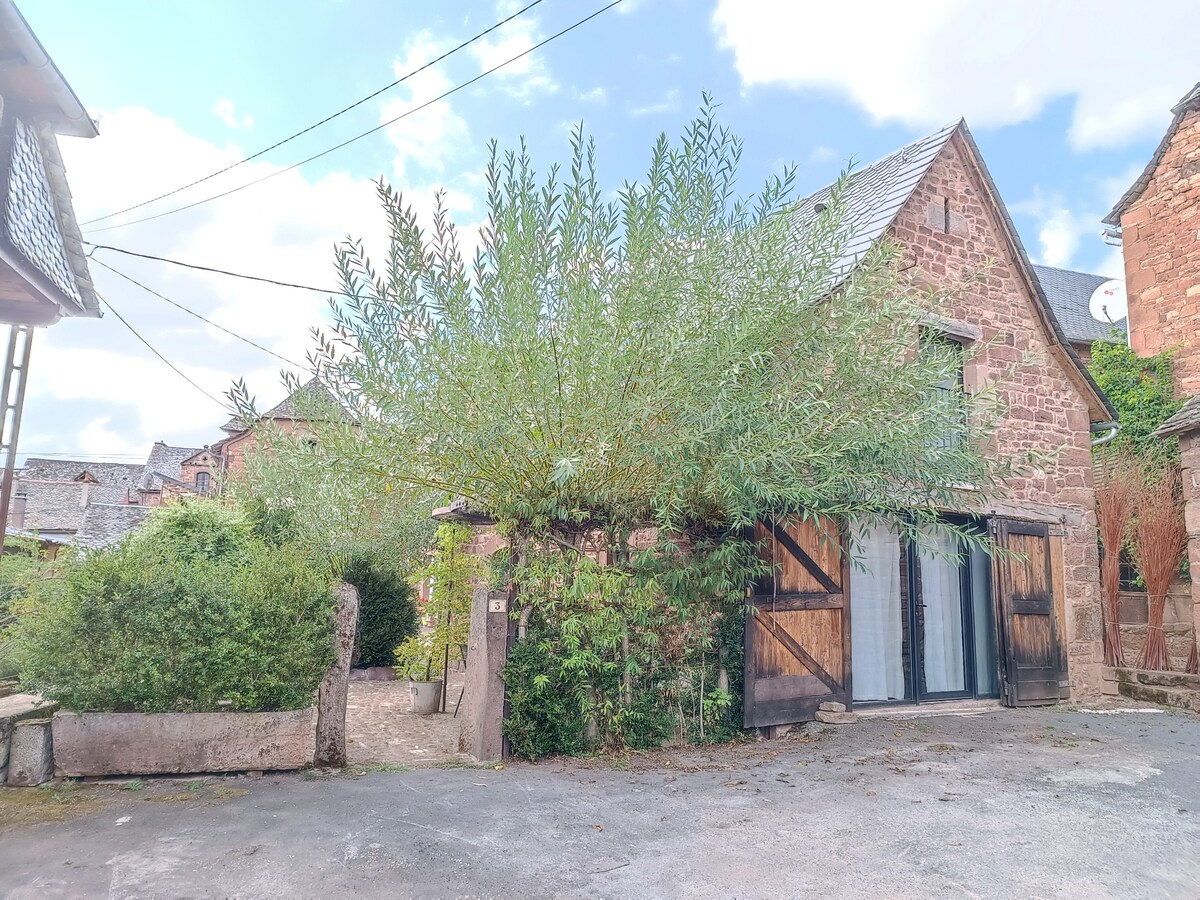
[630,88,680,118]
[212,98,253,130]
[78,417,150,458]
[806,145,838,166]
[712,0,1200,150]
[469,5,558,102]
[1012,190,1093,268]
[31,105,397,456]
[575,86,607,105]
[382,34,473,181]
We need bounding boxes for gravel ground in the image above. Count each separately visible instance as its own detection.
[2,706,1199,898]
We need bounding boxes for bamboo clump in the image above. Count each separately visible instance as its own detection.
[1132,470,1187,672]
[1095,457,1138,667]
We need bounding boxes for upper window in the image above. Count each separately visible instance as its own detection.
[195,471,211,494]
[920,329,965,450]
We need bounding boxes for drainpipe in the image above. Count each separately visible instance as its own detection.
[1091,421,1120,447]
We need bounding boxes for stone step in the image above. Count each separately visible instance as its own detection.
[1110,667,1200,691]
[1117,681,1200,714]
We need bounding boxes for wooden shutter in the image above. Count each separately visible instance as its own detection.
[991,519,1069,706]
[743,516,851,727]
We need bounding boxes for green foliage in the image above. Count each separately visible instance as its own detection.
[501,631,588,759]
[9,501,335,712]
[342,555,418,668]
[393,523,482,681]
[230,99,1031,754]
[500,532,756,756]
[1089,337,1184,465]
[0,537,43,680]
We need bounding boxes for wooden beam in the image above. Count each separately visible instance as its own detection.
[752,608,840,693]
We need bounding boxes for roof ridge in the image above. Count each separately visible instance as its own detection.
[1031,263,1110,279]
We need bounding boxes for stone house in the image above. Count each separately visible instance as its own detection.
[459,120,1119,759]
[9,441,215,547]
[1105,82,1200,674]
[0,1,102,531]
[212,378,346,484]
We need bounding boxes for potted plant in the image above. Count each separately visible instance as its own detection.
[393,634,445,714]
[394,523,483,714]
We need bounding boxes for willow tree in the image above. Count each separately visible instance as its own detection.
[236,100,1019,747]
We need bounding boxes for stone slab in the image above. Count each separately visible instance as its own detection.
[818,701,847,713]
[0,693,58,723]
[6,718,53,786]
[814,710,858,725]
[52,708,315,777]
[349,666,397,682]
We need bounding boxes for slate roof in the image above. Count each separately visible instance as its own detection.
[1031,265,1127,345]
[15,458,144,534]
[791,121,960,279]
[0,3,100,321]
[221,378,347,434]
[74,503,150,549]
[140,442,203,491]
[1155,394,1200,438]
[1105,82,1200,226]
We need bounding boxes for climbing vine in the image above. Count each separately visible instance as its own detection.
[1089,337,1185,466]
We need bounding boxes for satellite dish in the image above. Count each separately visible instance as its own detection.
[1088,279,1127,323]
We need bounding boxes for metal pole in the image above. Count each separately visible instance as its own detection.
[0,325,32,553]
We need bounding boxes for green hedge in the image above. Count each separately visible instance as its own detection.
[9,502,335,712]
[342,555,419,668]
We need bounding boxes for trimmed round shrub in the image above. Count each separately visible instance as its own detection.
[343,555,419,669]
[9,501,335,713]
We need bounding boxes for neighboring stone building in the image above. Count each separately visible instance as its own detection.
[213,378,346,483]
[1105,82,1200,397]
[8,440,215,546]
[0,1,103,532]
[1107,82,1200,675]
[10,458,145,543]
[136,441,214,507]
[1031,264,1127,366]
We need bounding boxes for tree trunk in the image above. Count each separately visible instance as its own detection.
[315,581,360,768]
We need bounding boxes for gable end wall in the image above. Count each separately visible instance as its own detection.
[890,134,1103,695]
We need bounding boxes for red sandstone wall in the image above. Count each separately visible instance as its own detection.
[1119,107,1200,396]
[890,134,1104,694]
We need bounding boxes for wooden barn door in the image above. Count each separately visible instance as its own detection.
[744,516,851,728]
[991,519,1069,706]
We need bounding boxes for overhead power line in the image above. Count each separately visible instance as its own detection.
[83,0,624,234]
[96,292,231,412]
[91,258,308,369]
[79,0,547,227]
[87,242,345,295]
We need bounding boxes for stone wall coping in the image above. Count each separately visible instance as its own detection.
[0,694,59,725]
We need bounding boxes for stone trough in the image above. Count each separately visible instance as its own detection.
[51,708,316,777]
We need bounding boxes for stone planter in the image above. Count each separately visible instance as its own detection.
[52,707,315,777]
[408,680,443,715]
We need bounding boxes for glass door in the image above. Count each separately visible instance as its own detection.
[913,527,970,700]
[850,517,999,704]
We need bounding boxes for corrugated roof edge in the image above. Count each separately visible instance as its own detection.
[1104,82,1200,226]
[954,124,1118,422]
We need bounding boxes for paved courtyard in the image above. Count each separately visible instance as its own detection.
[2,706,1199,898]
[346,665,470,767]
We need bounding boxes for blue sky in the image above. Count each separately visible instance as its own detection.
[18,0,1199,461]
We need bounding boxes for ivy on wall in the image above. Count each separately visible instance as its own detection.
[1088,337,1185,465]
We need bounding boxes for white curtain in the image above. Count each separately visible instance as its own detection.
[849,521,905,701]
[919,528,966,693]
